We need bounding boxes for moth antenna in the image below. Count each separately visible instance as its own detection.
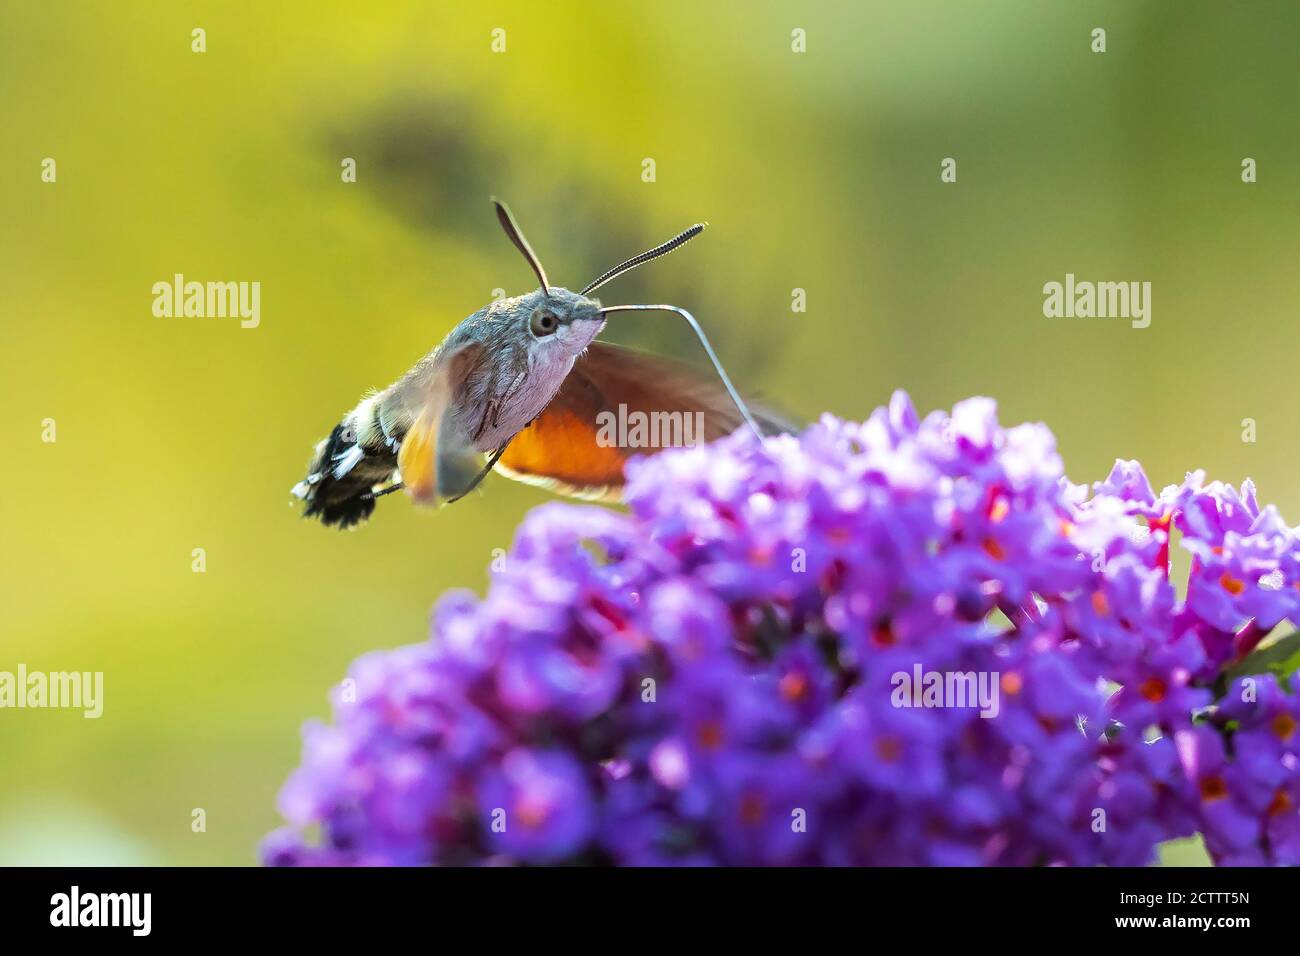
[492,198,550,295]
[581,223,707,296]
[596,304,764,441]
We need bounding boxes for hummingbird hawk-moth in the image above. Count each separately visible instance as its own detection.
[291,200,786,528]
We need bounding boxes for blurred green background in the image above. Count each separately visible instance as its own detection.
[2,1,1297,865]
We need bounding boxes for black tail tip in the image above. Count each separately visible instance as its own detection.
[303,494,376,529]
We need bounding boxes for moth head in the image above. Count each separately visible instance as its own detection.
[515,286,605,359]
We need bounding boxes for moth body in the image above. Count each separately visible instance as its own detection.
[294,286,605,526]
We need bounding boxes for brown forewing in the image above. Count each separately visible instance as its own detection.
[494,341,778,498]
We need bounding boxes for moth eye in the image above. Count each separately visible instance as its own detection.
[530,310,559,337]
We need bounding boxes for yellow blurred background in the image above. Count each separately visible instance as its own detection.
[2,1,1297,864]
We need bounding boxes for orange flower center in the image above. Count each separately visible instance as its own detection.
[1219,573,1246,596]
[1272,713,1297,742]
[1199,775,1228,803]
[740,793,766,825]
[1138,677,1167,703]
[875,737,902,762]
[779,672,809,702]
[515,795,549,829]
[697,721,724,750]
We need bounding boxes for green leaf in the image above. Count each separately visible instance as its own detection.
[1225,626,1300,687]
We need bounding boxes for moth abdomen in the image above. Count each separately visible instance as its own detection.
[293,400,402,529]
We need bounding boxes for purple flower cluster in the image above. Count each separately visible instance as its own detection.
[263,393,1300,866]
